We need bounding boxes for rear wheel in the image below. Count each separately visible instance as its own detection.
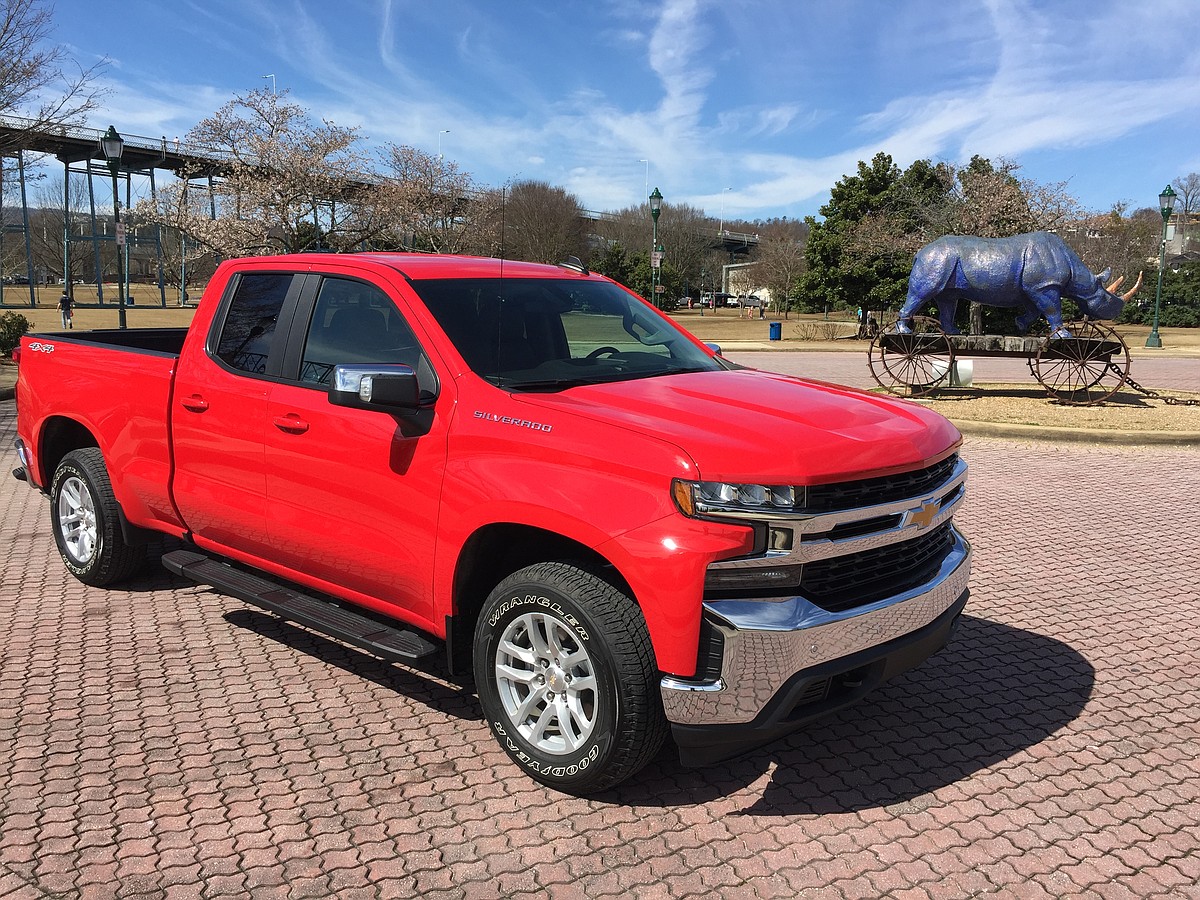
[50,448,143,586]
[473,561,667,794]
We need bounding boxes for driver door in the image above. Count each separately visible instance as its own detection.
[263,275,450,630]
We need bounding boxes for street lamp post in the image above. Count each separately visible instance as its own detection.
[649,187,663,309]
[719,186,732,233]
[1146,184,1178,349]
[100,125,127,329]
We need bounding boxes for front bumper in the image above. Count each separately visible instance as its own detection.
[661,526,971,765]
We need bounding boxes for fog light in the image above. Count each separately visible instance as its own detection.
[704,565,802,592]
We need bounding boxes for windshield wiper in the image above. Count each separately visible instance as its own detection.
[644,364,714,377]
[494,376,602,392]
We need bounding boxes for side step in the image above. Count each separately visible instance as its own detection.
[162,549,438,662]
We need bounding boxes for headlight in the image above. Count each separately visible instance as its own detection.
[673,479,798,519]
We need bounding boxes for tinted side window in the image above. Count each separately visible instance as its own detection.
[214,274,293,374]
[299,277,428,387]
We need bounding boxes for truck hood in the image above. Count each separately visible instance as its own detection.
[518,368,961,484]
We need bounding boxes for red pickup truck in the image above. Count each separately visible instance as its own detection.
[13,252,970,793]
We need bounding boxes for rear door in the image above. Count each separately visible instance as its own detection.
[262,273,451,630]
[171,271,306,559]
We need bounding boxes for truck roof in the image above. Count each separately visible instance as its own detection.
[231,252,594,281]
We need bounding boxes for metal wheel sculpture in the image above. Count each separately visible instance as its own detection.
[869,316,956,398]
[1032,320,1130,405]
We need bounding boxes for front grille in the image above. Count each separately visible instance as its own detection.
[801,454,958,513]
[799,523,955,613]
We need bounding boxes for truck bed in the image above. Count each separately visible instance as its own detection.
[17,328,186,536]
[30,327,189,356]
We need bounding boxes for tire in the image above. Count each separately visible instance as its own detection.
[473,561,668,794]
[50,448,143,586]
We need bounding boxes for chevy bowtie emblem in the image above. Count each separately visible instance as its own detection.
[905,500,940,529]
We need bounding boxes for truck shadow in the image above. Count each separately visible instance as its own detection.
[221,608,480,722]
[606,615,1094,812]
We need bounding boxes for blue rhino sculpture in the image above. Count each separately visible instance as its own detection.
[898,231,1142,338]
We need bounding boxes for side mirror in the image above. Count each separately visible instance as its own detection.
[329,364,421,412]
[705,342,723,357]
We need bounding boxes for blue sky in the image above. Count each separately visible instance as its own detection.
[50,0,1200,222]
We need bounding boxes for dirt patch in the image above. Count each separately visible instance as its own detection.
[672,309,1200,356]
[912,384,1200,433]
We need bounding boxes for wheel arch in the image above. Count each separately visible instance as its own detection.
[38,418,150,546]
[445,523,633,675]
[38,416,99,488]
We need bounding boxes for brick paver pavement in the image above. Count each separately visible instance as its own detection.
[2,396,1198,899]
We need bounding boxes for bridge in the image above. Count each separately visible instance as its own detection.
[1,115,230,307]
[580,210,759,256]
[1,117,762,308]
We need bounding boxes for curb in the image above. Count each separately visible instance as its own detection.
[949,418,1200,446]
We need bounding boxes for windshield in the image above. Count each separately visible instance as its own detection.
[410,277,723,390]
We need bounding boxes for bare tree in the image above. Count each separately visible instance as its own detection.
[1060,205,1157,288]
[378,144,501,254]
[500,179,586,264]
[1023,177,1085,232]
[661,202,718,293]
[1172,172,1200,253]
[0,0,108,154]
[30,173,95,281]
[592,205,648,266]
[754,219,808,317]
[593,201,718,294]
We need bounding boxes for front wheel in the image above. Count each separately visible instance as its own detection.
[50,448,143,586]
[473,561,667,794]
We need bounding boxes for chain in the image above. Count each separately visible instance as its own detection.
[1113,362,1200,406]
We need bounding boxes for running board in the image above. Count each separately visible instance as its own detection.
[162,549,438,662]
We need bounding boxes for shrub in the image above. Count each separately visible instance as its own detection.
[0,312,31,356]
[793,321,853,341]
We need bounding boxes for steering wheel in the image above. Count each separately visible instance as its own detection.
[586,346,620,359]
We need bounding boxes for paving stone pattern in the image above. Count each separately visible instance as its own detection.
[1,398,1199,899]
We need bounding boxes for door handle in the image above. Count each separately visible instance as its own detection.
[273,414,309,434]
[180,395,209,412]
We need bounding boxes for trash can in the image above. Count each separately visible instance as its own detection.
[769,321,782,341]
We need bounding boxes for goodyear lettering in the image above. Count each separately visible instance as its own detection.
[473,410,553,433]
[491,718,600,776]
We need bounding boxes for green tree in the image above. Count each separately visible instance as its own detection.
[590,242,634,285]
[1119,257,1200,327]
[798,153,912,314]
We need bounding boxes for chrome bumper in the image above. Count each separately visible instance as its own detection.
[660,526,971,726]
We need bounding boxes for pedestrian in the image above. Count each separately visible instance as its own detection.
[58,292,73,329]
